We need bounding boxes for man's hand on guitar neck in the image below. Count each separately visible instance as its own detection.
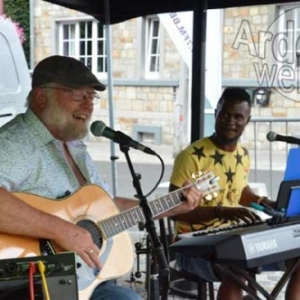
[166,180,204,218]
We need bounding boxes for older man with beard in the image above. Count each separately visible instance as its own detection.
[0,55,204,300]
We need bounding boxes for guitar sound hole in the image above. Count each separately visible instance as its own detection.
[77,219,103,248]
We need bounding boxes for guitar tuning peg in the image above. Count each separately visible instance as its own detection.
[209,176,220,184]
[212,191,218,198]
[192,171,203,180]
[204,194,213,201]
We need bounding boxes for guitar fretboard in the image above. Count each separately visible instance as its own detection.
[98,171,220,239]
[99,190,183,239]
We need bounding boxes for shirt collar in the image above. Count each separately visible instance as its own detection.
[24,109,55,146]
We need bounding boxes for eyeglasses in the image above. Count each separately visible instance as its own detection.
[42,86,100,104]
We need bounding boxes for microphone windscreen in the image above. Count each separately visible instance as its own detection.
[266,131,276,142]
[90,121,106,136]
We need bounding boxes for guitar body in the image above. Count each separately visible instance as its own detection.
[0,173,220,299]
[1,185,134,299]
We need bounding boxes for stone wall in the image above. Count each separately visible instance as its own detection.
[90,86,176,144]
[224,5,300,150]
[33,2,300,149]
[33,0,181,145]
[223,6,273,79]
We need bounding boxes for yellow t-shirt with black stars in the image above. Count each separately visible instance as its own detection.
[170,137,250,234]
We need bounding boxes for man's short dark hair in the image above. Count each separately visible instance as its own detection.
[218,87,251,107]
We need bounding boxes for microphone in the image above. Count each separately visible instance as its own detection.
[90,121,156,155]
[266,131,300,145]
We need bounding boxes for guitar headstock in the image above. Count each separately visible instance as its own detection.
[192,171,220,201]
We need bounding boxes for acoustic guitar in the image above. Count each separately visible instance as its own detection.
[0,171,219,299]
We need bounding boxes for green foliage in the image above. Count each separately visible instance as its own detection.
[4,0,30,66]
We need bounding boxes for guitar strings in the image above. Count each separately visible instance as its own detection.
[75,177,219,241]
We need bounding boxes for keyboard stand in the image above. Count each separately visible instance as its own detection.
[214,264,268,300]
[213,257,300,300]
[270,257,300,298]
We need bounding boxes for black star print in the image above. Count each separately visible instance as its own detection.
[224,167,235,183]
[242,147,249,157]
[191,146,206,161]
[235,151,243,166]
[210,150,225,166]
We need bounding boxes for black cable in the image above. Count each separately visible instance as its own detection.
[144,152,165,198]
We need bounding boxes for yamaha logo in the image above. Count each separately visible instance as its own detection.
[247,239,278,254]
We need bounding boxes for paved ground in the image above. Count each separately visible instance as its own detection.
[86,141,291,299]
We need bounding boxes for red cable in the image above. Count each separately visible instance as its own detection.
[29,262,36,300]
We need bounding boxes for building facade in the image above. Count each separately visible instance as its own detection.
[223,4,300,149]
[32,1,300,153]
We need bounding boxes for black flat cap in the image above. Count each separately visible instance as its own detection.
[32,55,106,91]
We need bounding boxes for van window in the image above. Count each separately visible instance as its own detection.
[0,18,30,127]
[0,33,20,94]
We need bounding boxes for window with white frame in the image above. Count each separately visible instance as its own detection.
[277,6,300,69]
[58,20,107,75]
[145,17,161,78]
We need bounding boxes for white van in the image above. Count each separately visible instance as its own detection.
[0,18,30,127]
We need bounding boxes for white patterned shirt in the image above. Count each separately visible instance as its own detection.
[0,109,111,199]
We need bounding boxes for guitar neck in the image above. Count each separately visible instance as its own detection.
[98,171,220,239]
[99,189,183,239]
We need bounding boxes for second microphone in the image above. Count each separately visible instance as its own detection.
[90,121,157,155]
[266,131,300,145]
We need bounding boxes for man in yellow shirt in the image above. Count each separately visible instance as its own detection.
[169,87,300,300]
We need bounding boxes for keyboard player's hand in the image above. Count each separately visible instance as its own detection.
[217,206,261,224]
[259,197,275,208]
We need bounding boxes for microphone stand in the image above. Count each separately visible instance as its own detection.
[118,142,169,300]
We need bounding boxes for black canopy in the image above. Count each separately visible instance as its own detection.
[44,0,295,24]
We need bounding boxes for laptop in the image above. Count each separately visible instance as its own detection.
[274,148,300,220]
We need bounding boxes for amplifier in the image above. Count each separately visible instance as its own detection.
[0,252,78,300]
